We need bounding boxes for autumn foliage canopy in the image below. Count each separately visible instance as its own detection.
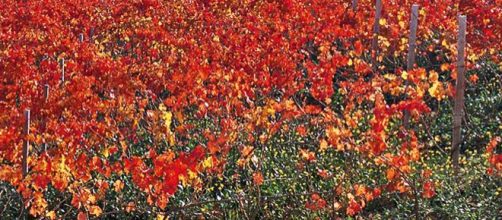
[0,0,501,218]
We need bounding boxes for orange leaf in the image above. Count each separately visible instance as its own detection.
[386,168,396,181]
[114,179,124,192]
[346,199,362,216]
[252,172,264,186]
[469,74,479,84]
[77,211,88,220]
[126,201,136,213]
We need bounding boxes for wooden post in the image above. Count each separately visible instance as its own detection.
[352,0,358,11]
[452,15,467,173]
[43,84,49,152]
[90,27,95,42]
[403,4,419,127]
[44,84,50,102]
[79,33,84,42]
[371,0,382,71]
[60,58,65,84]
[22,109,30,177]
[407,5,419,70]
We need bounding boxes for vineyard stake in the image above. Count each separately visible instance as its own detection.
[90,27,95,41]
[403,4,419,128]
[43,84,49,152]
[60,58,65,85]
[407,4,419,73]
[22,109,30,177]
[79,33,84,42]
[44,84,50,102]
[452,15,467,174]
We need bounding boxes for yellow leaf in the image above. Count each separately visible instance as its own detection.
[156,213,167,220]
[434,135,441,142]
[29,192,48,216]
[441,39,448,47]
[401,71,408,80]
[102,147,110,158]
[428,70,438,82]
[89,205,102,216]
[188,170,198,179]
[428,82,445,101]
[213,35,220,42]
[88,194,97,204]
[58,155,71,176]
[265,105,275,116]
[419,8,426,16]
[398,20,405,29]
[203,156,213,169]
[46,211,56,220]
[114,180,124,192]
[382,39,390,47]
[159,104,172,131]
[164,112,172,129]
[379,18,387,26]
[168,133,175,146]
[440,63,449,72]
[179,175,187,186]
[159,103,166,111]
[384,74,397,80]
[468,53,478,62]
[319,139,328,151]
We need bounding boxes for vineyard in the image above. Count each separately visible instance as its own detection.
[0,0,501,219]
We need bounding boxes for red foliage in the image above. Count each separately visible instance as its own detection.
[0,0,499,217]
